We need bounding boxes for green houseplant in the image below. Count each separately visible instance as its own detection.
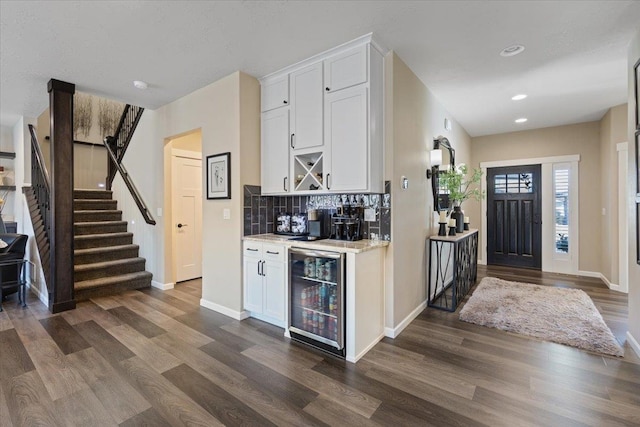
[439,164,484,232]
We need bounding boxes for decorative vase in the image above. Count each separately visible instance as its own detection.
[452,206,465,233]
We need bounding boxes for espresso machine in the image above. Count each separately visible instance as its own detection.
[331,205,364,241]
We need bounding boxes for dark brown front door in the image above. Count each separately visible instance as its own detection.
[487,165,542,269]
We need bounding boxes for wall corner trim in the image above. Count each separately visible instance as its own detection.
[200,298,249,321]
[577,270,622,292]
[347,332,385,363]
[627,331,640,358]
[478,259,487,266]
[384,300,426,338]
[151,281,174,290]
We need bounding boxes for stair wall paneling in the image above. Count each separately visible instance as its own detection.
[20,191,49,305]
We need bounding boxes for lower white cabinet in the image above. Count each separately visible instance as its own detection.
[243,241,286,327]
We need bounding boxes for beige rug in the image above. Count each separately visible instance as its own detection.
[459,277,624,357]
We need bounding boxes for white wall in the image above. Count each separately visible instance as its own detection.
[114,71,260,317]
[384,53,472,335]
[627,29,640,356]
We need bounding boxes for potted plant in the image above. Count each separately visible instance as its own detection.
[439,164,484,232]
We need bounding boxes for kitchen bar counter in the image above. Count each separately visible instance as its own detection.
[243,233,389,254]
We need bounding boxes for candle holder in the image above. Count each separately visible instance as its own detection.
[464,223,469,231]
[438,222,447,236]
[448,225,457,236]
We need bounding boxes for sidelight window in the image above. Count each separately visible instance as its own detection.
[554,167,570,253]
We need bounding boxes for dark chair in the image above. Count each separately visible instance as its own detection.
[0,233,28,312]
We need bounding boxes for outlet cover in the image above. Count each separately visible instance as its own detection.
[364,208,376,222]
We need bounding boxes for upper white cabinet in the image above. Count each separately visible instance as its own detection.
[259,34,385,195]
[261,75,289,112]
[325,85,368,192]
[324,45,368,93]
[290,63,324,151]
[261,108,290,194]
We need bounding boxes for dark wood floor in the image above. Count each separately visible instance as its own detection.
[1,266,639,426]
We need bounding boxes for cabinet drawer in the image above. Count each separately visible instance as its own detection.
[243,242,263,258]
[324,45,368,93]
[261,75,289,112]
[262,244,286,263]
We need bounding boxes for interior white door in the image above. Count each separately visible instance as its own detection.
[172,154,203,282]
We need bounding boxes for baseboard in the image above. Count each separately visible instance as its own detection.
[347,332,385,363]
[27,282,49,306]
[152,281,174,290]
[578,271,619,290]
[578,270,601,278]
[478,259,486,265]
[200,298,249,321]
[627,331,640,358]
[384,300,427,339]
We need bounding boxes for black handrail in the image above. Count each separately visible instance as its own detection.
[103,136,156,225]
[107,104,144,188]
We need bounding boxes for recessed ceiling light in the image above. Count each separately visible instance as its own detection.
[511,94,527,101]
[500,44,525,57]
[133,80,148,90]
[515,118,528,123]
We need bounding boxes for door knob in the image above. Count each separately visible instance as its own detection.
[177,223,188,228]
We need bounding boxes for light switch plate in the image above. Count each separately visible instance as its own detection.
[401,176,409,190]
[223,208,230,220]
[364,208,376,222]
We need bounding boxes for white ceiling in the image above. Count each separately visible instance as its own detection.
[1,1,639,137]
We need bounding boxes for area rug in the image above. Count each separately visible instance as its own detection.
[459,277,624,357]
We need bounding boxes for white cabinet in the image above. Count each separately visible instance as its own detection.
[290,63,324,151]
[261,75,289,112]
[261,108,290,194]
[243,241,286,327]
[259,35,385,195]
[324,45,368,93]
[324,85,368,192]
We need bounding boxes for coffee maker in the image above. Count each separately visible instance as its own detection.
[331,205,364,241]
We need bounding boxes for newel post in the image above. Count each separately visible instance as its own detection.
[48,79,76,313]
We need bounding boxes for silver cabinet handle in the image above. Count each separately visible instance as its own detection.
[326,173,331,190]
[247,248,258,252]
[266,251,279,255]
[290,133,295,149]
[284,177,288,191]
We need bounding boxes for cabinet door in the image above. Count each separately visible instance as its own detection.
[263,260,285,323]
[325,86,368,192]
[261,108,290,194]
[324,45,367,93]
[244,256,264,314]
[290,63,323,151]
[261,75,289,112]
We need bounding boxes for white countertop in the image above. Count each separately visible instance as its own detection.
[243,233,389,254]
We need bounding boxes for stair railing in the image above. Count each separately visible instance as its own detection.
[103,136,156,225]
[106,104,144,189]
[27,124,52,288]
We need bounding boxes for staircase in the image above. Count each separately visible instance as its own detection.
[73,189,152,301]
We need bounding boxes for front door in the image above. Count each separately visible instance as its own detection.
[172,154,203,282]
[487,165,542,269]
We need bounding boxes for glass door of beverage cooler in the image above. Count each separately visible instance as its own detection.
[288,248,345,356]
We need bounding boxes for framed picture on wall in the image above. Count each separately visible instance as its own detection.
[206,152,231,199]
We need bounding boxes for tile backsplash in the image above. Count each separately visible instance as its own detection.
[243,182,391,241]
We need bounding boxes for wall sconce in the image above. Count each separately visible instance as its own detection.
[426,149,442,179]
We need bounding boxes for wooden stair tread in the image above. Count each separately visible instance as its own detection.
[74,244,139,255]
[74,220,127,226]
[74,271,152,290]
[74,209,122,214]
[74,257,146,272]
[75,232,133,240]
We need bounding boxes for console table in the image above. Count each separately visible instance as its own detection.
[427,229,478,312]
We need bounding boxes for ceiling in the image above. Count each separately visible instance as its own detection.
[2,1,639,137]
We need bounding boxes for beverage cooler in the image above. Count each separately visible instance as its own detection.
[288,248,345,358]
